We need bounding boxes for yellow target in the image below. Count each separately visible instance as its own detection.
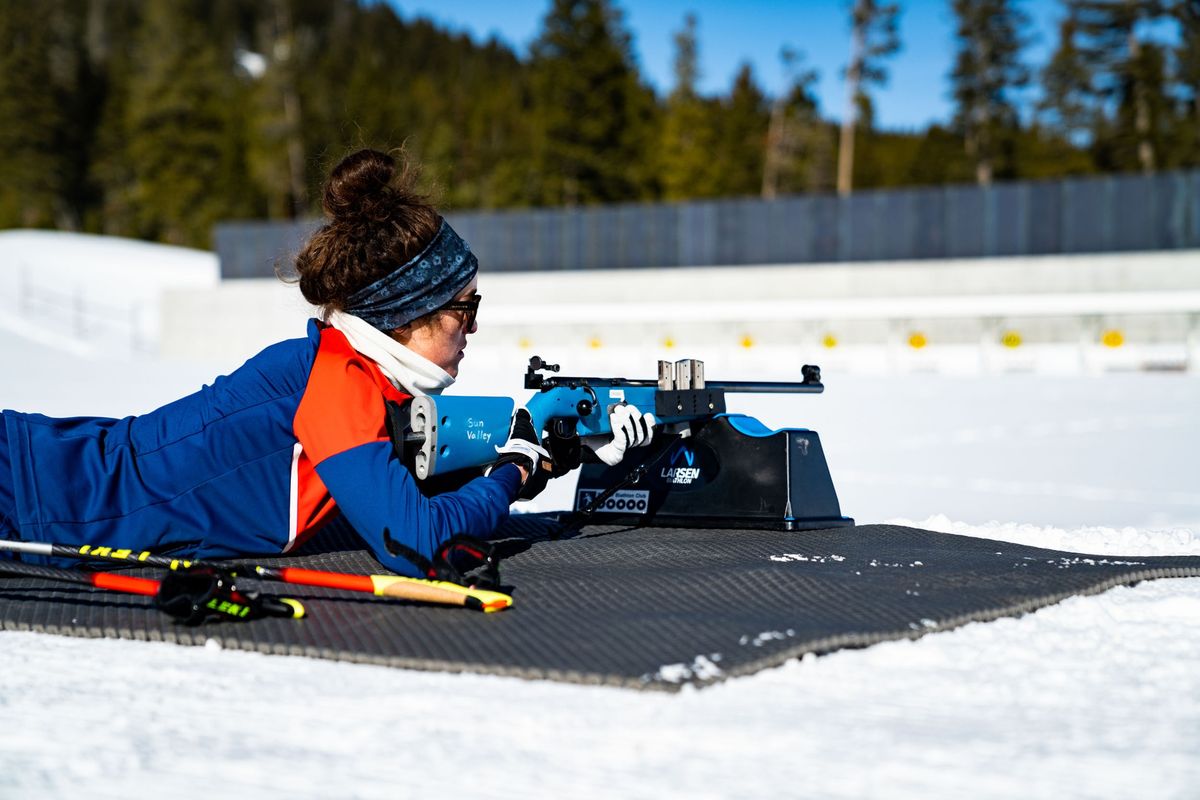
[908,332,928,350]
[1001,330,1022,349]
[588,336,603,349]
[1101,329,1124,348]
[822,333,838,349]
[662,336,676,349]
[518,337,532,349]
[740,335,755,349]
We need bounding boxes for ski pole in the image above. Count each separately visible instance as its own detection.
[0,557,159,595]
[0,557,305,623]
[0,539,512,613]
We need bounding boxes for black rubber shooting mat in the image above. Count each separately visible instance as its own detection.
[2,517,1199,691]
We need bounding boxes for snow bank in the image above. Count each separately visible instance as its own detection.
[898,515,1200,557]
[0,229,218,355]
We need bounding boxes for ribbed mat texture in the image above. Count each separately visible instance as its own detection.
[2,518,1198,691]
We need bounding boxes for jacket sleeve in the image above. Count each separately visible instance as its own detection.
[314,444,520,576]
[294,343,520,577]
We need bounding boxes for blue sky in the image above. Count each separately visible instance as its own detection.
[387,0,1069,131]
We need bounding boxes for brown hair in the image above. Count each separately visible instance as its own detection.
[292,148,441,318]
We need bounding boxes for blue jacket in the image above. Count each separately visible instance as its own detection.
[0,320,520,575]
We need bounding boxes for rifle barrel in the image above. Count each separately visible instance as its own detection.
[534,378,823,393]
[709,381,824,394]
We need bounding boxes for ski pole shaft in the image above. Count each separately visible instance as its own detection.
[0,558,159,595]
[0,540,512,613]
[0,551,305,621]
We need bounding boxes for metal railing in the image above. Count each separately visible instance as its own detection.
[15,267,150,354]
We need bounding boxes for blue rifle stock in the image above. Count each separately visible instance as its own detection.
[403,394,516,479]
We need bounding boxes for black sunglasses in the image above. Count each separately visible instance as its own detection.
[441,293,482,328]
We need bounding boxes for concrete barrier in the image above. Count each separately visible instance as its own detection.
[160,249,1200,375]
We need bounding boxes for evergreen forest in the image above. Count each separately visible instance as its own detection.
[2,0,1198,249]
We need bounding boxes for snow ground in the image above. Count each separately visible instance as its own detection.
[1,236,1198,799]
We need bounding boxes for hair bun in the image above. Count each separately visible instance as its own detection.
[293,147,441,313]
[324,149,396,222]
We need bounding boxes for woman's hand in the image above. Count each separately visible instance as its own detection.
[489,408,549,484]
[583,403,656,466]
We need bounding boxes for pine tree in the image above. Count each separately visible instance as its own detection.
[529,0,657,205]
[1038,10,1096,143]
[950,0,1032,185]
[123,1,248,246]
[458,41,538,208]
[1070,0,1171,172]
[718,64,769,197]
[3,0,1158,237]
[0,4,65,227]
[1171,0,1200,164]
[764,48,824,197]
[902,125,974,185]
[837,0,901,195]
[245,0,309,219]
[660,13,719,199]
[1017,123,1100,177]
[88,0,142,236]
[279,1,535,210]
[40,1,111,231]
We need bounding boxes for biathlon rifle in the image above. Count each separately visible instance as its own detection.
[398,356,825,480]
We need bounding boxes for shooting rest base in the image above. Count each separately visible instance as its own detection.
[573,415,854,531]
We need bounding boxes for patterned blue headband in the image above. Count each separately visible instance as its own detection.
[344,220,479,330]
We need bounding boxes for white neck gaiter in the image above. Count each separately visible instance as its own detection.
[327,310,454,396]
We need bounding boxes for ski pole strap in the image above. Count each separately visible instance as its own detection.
[433,534,503,589]
[155,566,304,624]
[383,531,503,590]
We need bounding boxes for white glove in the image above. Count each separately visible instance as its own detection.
[583,403,657,467]
[488,408,550,480]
